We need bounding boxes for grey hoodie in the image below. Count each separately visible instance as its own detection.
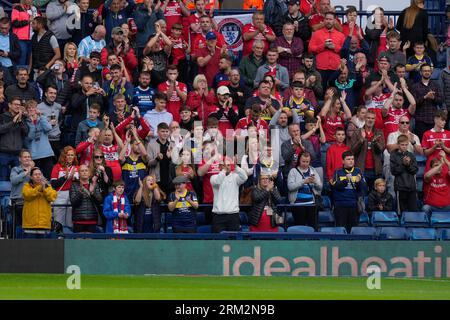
[46,0,73,40]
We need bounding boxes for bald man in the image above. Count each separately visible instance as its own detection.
[78,25,107,62]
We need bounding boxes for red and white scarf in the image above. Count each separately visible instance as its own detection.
[113,192,128,234]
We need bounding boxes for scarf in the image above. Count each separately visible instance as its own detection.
[112,192,128,234]
[86,119,98,128]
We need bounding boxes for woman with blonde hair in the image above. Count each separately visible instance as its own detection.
[63,42,79,80]
[22,167,57,238]
[186,74,216,126]
[248,172,283,232]
[396,0,429,56]
[134,174,165,233]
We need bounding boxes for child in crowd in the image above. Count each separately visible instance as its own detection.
[119,126,149,201]
[367,178,395,213]
[168,175,199,233]
[326,127,350,183]
[390,134,419,212]
[406,41,434,83]
[103,180,132,233]
[75,103,104,146]
[76,127,100,165]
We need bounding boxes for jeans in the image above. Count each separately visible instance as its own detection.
[0,152,19,181]
[18,40,32,67]
[422,204,450,217]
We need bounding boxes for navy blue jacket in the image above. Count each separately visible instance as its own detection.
[331,167,366,208]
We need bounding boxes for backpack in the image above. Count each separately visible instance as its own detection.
[263,0,288,36]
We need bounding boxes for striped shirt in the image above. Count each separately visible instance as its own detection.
[77,35,106,59]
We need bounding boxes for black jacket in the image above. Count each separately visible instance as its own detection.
[0,111,28,155]
[70,181,103,223]
[368,190,394,212]
[248,186,282,227]
[390,150,418,192]
[36,69,72,104]
[4,32,21,65]
[69,89,105,130]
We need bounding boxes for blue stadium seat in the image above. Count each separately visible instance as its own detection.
[408,228,437,240]
[321,196,332,209]
[401,211,429,227]
[415,154,427,164]
[241,225,250,232]
[350,227,377,236]
[277,226,285,232]
[286,225,315,233]
[417,165,426,179]
[0,181,11,192]
[196,212,206,226]
[378,227,408,240]
[285,211,295,227]
[95,226,104,233]
[197,225,212,233]
[63,226,73,234]
[164,212,173,231]
[320,227,347,234]
[239,212,249,225]
[318,210,335,227]
[438,229,450,240]
[371,211,399,227]
[358,212,370,226]
[430,212,450,228]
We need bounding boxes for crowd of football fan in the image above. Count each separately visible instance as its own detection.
[0,0,449,237]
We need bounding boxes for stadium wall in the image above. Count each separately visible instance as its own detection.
[64,240,450,278]
[0,240,64,273]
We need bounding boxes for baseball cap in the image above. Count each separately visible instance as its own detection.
[288,0,300,5]
[378,52,390,61]
[172,175,188,184]
[111,27,124,35]
[217,86,230,95]
[205,31,217,41]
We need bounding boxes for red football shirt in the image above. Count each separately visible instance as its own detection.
[424,165,450,207]
[242,23,275,57]
[192,31,226,58]
[422,128,450,168]
[322,113,345,142]
[158,81,187,123]
[164,1,183,34]
[199,159,221,203]
[383,107,411,142]
[197,47,221,87]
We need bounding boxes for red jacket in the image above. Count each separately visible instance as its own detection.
[308,28,345,71]
[100,45,138,78]
[186,90,217,126]
[326,143,350,181]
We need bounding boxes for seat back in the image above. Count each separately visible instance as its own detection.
[320,227,347,234]
[350,227,377,236]
[401,211,429,227]
[430,212,450,227]
[286,225,315,233]
[318,210,335,227]
[408,228,437,240]
[378,227,408,240]
[371,211,399,227]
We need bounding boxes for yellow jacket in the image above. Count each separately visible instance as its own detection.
[22,183,58,230]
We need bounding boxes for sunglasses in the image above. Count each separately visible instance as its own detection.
[400,121,410,124]
[94,155,104,159]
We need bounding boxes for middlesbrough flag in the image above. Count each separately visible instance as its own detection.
[215,14,252,60]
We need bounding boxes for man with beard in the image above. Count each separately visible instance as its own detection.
[133,70,156,117]
[102,64,133,113]
[282,0,311,43]
[212,55,233,89]
[308,11,345,92]
[228,68,251,119]
[412,63,443,140]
